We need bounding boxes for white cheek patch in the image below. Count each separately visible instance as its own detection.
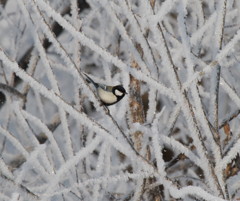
[115,89,123,96]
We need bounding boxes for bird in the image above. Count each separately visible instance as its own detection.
[84,73,127,106]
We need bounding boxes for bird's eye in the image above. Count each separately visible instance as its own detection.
[115,89,123,96]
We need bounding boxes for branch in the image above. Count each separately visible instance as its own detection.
[0,175,39,200]
[219,110,240,129]
[0,83,25,100]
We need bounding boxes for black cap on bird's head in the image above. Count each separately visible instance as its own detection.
[112,85,127,98]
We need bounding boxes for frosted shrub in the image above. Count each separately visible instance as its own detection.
[0,0,240,200]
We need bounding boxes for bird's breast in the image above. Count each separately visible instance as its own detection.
[97,88,117,104]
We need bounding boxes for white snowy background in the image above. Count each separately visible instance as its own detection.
[0,0,240,200]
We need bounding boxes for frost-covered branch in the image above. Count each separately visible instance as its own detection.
[1,0,240,200]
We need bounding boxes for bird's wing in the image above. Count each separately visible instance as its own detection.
[102,85,113,92]
[84,73,99,88]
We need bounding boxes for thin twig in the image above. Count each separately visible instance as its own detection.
[212,0,227,135]
[213,1,228,198]
[21,54,39,109]
[219,110,240,129]
[59,182,83,200]
[0,175,40,200]
[0,83,25,100]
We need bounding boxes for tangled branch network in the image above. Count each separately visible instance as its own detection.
[0,0,240,200]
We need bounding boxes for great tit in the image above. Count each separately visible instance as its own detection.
[84,73,127,106]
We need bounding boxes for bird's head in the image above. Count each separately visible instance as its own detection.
[112,85,127,98]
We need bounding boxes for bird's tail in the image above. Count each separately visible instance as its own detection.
[84,73,99,88]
